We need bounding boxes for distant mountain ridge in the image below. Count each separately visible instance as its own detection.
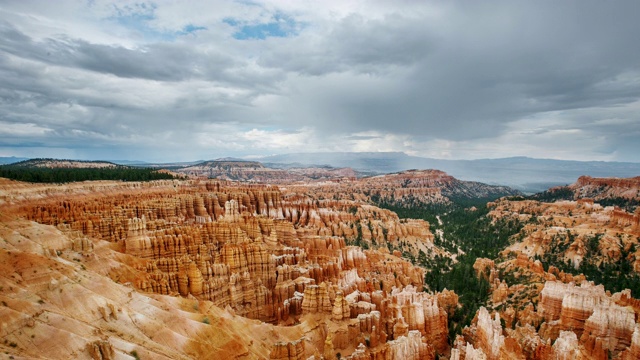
[8,158,121,169]
[258,152,640,194]
[173,160,357,183]
[361,169,522,204]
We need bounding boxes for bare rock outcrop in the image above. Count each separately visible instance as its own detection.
[269,338,306,360]
[621,324,640,360]
[539,281,610,339]
[551,331,581,360]
[581,303,635,355]
[87,340,115,360]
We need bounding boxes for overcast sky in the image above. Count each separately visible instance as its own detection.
[0,1,639,162]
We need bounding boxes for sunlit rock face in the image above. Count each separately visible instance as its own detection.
[571,175,640,202]
[453,280,640,360]
[537,280,636,354]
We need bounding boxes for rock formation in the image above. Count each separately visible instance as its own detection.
[4,172,638,359]
[456,277,640,360]
[286,169,519,209]
[270,338,306,360]
[571,175,640,201]
[621,325,640,360]
[1,177,454,359]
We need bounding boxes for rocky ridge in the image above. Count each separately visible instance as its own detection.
[571,176,640,201]
[284,169,520,208]
[175,160,357,183]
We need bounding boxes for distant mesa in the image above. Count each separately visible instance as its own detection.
[284,168,522,208]
[169,159,522,203]
[173,159,358,183]
[531,175,640,213]
[191,160,266,169]
[6,152,640,193]
[8,158,121,169]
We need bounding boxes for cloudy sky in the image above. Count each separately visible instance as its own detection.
[1,1,639,162]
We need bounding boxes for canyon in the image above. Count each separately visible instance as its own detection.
[0,170,639,359]
[448,176,640,359]
[0,176,450,359]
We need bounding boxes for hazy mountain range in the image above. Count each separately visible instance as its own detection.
[259,152,640,194]
[3,153,639,194]
[0,156,29,165]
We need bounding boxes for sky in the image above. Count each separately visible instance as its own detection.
[0,0,639,163]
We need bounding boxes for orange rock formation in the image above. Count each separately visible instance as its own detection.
[0,177,451,359]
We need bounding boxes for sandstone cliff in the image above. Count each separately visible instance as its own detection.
[571,175,640,201]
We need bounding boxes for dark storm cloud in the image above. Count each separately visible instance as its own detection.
[260,1,640,142]
[257,13,434,76]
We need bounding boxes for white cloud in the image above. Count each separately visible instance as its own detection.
[0,121,51,136]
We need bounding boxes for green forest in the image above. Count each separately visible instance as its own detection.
[535,231,640,294]
[378,199,525,342]
[0,165,178,183]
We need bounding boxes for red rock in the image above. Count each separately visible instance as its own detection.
[4,177,459,358]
